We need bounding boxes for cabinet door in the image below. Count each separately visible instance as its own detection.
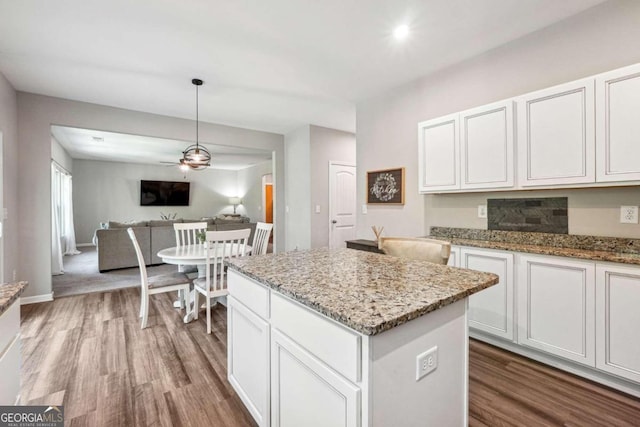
[596,64,640,182]
[418,114,459,192]
[271,329,360,427]
[462,248,514,340]
[460,101,515,190]
[595,264,640,383]
[517,78,595,187]
[517,255,595,366]
[228,297,270,426]
[447,246,460,267]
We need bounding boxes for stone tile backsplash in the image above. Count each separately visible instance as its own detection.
[487,197,568,234]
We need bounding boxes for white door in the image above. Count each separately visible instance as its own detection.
[418,113,459,192]
[271,329,360,427]
[227,297,270,426]
[460,100,515,190]
[596,63,640,182]
[329,162,356,249]
[517,254,595,366]
[595,264,640,383]
[517,78,595,187]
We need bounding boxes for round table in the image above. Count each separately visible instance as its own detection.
[157,244,252,322]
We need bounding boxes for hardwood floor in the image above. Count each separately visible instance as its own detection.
[20,288,256,427]
[21,289,640,426]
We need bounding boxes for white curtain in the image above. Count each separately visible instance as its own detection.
[51,162,80,276]
[51,164,64,275]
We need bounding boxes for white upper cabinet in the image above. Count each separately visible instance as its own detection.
[418,113,459,192]
[460,101,515,190]
[596,64,640,182]
[517,78,595,187]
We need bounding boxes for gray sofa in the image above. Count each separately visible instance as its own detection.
[96,218,256,272]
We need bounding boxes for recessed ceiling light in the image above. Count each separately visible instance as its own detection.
[393,24,409,40]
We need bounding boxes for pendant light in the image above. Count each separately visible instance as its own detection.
[180,78,211,170]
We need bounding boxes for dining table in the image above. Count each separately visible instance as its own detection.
[157,243,253,322]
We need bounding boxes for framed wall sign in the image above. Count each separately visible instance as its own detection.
[367,167,405,205]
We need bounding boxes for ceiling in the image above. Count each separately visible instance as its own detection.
[51,126,272,171]
[1,0,606,134]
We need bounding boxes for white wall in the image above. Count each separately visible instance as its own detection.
[356,0,640,241]
[51,136,73,172]
[284,125,311,250]
[309,125,356,248]
[0,72,18,283]
[17,92,284,299]
[237,160,273,223]
[73,159,242,243]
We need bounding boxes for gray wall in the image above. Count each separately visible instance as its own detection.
[73,159,245,244]
[17,92,284,299]
[0,72,18,283]
[51,136,73,173]
[237,160,273,224]
[356,0,640,241]
[309,125,356,248]
[284,125,311,250]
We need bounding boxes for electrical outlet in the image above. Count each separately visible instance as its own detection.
[620,206,639,224]
[478,205,487,218]
[362,204,367,214]
[416,346,438,381]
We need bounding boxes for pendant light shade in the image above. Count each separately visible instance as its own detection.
[180,78,211,170]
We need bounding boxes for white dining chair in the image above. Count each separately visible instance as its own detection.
[252,222,273,255]
[193,228,251,334]
[174,221,207,272]
[378,237,451,265]
[127,228,191,329]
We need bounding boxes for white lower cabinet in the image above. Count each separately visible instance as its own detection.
[461,248,514,341]
[0,300,21,405]
[227,296,270,426]
[271,329,360,427]
[516,254,595,366]
[447,246,460,267]
[595,264,640,383]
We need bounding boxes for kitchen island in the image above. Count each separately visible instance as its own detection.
[226,248,498,427]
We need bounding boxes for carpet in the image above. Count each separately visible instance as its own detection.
[52,246,179,298]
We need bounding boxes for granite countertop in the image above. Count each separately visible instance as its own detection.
[429,227,640,265]
[0,281,28,316]
[227,248,498,335]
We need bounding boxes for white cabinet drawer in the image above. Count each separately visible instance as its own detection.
[0,335,20,405]
[0,302,20,356]
[271,293,361,383]
[228,270,270,319]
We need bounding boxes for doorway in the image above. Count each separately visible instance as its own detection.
[329,162,356,248]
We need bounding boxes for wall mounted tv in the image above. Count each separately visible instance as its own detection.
[140,180,190,206]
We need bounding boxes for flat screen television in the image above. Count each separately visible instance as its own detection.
[140,180,190,206]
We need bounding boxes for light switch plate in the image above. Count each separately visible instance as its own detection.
[362,204,367,214]
[620,206,638,224]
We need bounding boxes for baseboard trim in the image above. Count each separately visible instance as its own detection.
[76,243,95,247]
[20,293,54,305]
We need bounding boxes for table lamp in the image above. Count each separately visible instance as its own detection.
[229,197,242,214]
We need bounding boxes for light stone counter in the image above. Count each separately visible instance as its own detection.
[0,281,27,317]
[226,247,497,335]
[429,227,640,265]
